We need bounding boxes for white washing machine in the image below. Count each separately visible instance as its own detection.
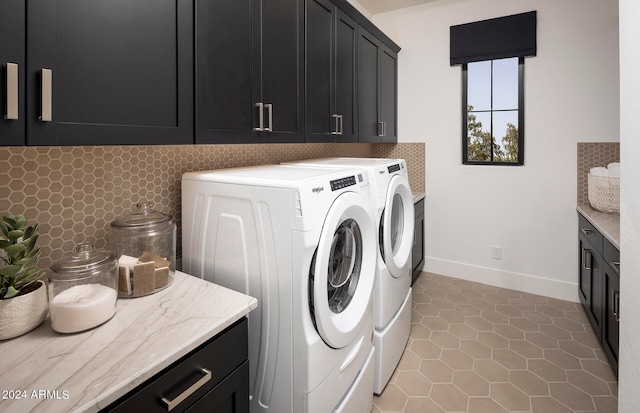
[181,164,376,413]
[285,157,414,394]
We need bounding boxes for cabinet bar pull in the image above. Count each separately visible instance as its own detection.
[39,68,52,122]
[378,121,387,137]
[338,114,343,135]
[582,248,591,270]
[265,103,273,131]
[331,114,339,135]
[611,260,620,271]
[581,227,592,236]
[161,368,212,411]
[5,63,18,120]
[613,289,620,322]
[254,102,264,131]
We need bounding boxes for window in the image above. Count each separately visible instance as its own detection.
[462,57,524,165]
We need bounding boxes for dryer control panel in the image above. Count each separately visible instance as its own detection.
[330,175,357,191]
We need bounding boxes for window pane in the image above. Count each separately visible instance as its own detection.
[467,111,492,161]
[467,61,491,111]
[492,57,518,110]
[493,110,518,162]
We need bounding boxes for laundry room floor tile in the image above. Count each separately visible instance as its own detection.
[372,272,618,413]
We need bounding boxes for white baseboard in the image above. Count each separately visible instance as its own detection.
[424,257,580,303]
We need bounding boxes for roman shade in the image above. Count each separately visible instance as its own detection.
[450,11,537,66]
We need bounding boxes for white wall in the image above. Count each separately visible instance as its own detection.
[618,0,640,410]
[371,0,620,301]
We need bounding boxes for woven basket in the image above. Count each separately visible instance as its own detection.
[588,173,620,214]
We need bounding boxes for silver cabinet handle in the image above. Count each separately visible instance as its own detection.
[4,63,18,120]
[265,103,273,132]
[331,114,339,135]
[254,102,264,131]
[613,289,620,322]
[161,368,212,411]
[611,260,620,271]
[581,227,592,236]
[378,121,386,137]
[338,114,343,135]
[39,68,52,122]
[582,248,592,270]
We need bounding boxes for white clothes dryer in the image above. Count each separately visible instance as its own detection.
[285,157,414,393]
[182,164,376,413]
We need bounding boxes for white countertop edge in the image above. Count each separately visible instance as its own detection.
[0,271,257,413]
[577,204,620,250]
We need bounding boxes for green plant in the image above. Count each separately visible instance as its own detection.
[0,214,45,299]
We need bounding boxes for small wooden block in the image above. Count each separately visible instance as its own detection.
[155,267,170,289]
[139,251,171,269]
[133,261,155,296]
[118,266,132,296]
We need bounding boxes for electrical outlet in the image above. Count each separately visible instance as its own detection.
[492,246,502,260]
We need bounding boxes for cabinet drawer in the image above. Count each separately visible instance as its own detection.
[578,214,603,252]
[603,238,620,275]
[106,318,248,413]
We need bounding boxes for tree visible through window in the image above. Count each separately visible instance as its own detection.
[463,57,523,165]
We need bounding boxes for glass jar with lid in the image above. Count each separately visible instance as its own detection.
[110,201,176,297]
[49,243,119,333]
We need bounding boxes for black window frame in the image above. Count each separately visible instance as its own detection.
[462,57,525,166]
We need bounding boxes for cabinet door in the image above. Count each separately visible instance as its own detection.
[196,0,259,144]
[379,46,397,142]
[196,0,302,144]
[0,0,25,145]
[306,0,335,142]
[27,0,193,146]
[261,0,304,142]
[335,10,358,142]
[357,29,380,142]
[603,263,619,374]
[579,234,603,340]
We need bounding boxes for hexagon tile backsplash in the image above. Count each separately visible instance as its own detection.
[1,143,425,270]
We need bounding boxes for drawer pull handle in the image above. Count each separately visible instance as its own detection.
[254,102,264,131]
[161,368,212,411]
[612,289,620,322]
[582,248,592,270]
[611,260,620,271]
[581,227,592,236]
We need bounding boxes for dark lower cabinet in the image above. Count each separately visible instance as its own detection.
[577,213,619,374]
[26,0,193,146]
[412,197,425,284]
[104,318,249,413]
[602,239,620,375]
[196,0,304,144]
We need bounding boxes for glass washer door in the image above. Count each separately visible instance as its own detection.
[312,191,376,349]
[381,175,414,278]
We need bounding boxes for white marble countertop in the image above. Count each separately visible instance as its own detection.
[0,271,257,413]
[577,204,620,249]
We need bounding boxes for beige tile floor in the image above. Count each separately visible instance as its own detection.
[373,272,618,413]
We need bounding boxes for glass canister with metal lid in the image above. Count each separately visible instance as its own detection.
[109,201,176,297]
[49,243,119,333]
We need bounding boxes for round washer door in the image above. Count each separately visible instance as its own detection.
[312,192,376,349]
[381,175,414,278]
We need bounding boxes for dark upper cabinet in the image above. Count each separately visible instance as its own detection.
[305,0,357,143]
[0,0,26,145]
[196,0,304,144]
[357,27,398,143]
[26,0,193,146]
